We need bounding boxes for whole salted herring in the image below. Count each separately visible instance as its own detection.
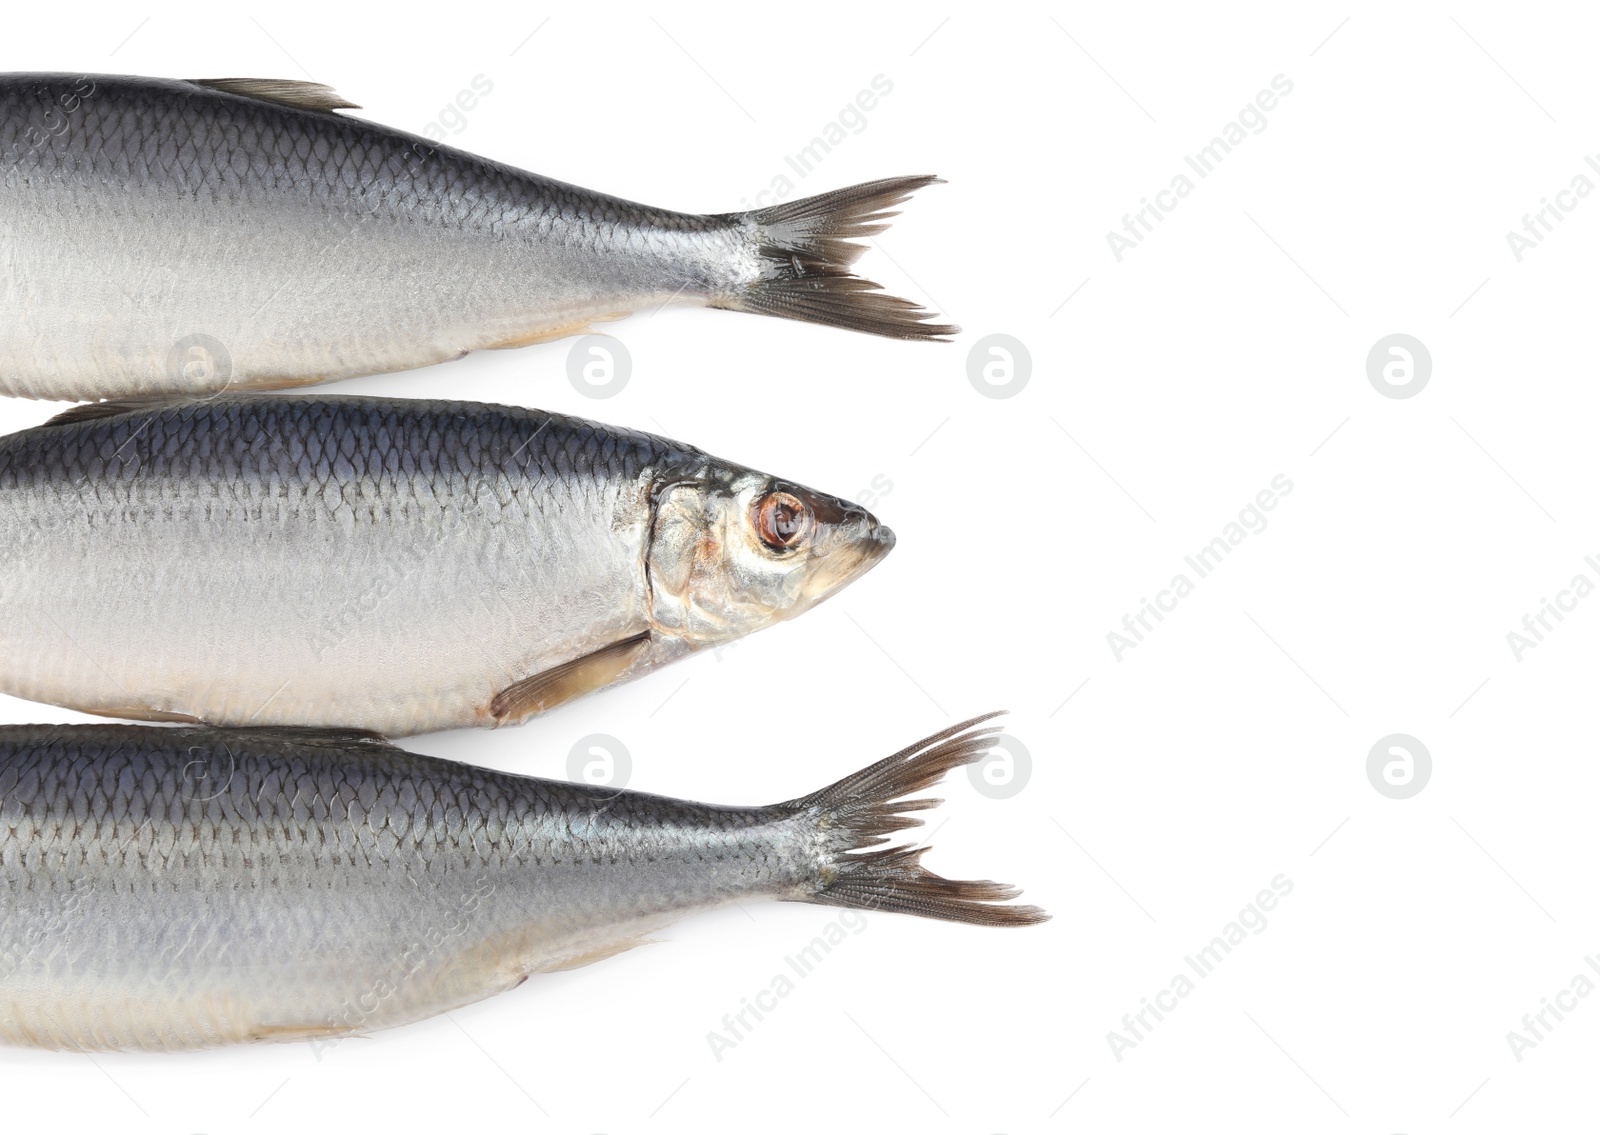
[0,395,892,733]
[0,73,955,399]
[0,715,1044,1051]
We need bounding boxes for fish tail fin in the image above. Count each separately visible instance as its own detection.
[781,712,1048,927]
[710,175,959,341]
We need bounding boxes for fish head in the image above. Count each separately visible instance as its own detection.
[646,467,894,645]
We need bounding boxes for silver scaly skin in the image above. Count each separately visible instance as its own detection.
[0,395,892,734]
[0,717,1044,1051]
[0,74,954,399]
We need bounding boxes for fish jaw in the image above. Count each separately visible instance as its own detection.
[777,504,896,620]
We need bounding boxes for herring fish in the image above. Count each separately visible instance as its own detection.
[0,394,891,734]
[0,73,955,400]
[0,715,1044,1052]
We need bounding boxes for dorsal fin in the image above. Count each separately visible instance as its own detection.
[43,397,206,427]
[191,78,360,113]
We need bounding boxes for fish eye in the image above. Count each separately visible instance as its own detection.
[754,491,810,551]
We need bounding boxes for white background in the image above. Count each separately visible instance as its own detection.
[2,1,1597,1131]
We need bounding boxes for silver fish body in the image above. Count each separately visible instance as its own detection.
[0,395,891,734]
[0,718,1042,1051]
[0,73,953,400]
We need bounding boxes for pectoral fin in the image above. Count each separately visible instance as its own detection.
[489,632,650,723]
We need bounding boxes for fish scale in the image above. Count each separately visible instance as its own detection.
[0,394,890,734]
[0,73,736,397]
[0,74,954,398]
[0,717,1042,1051]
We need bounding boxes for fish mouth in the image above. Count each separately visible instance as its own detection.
[856,518,896,569]
[792,494,895,606]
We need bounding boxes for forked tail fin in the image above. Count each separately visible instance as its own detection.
[712,175,959,341]
[782,712,1048,927]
